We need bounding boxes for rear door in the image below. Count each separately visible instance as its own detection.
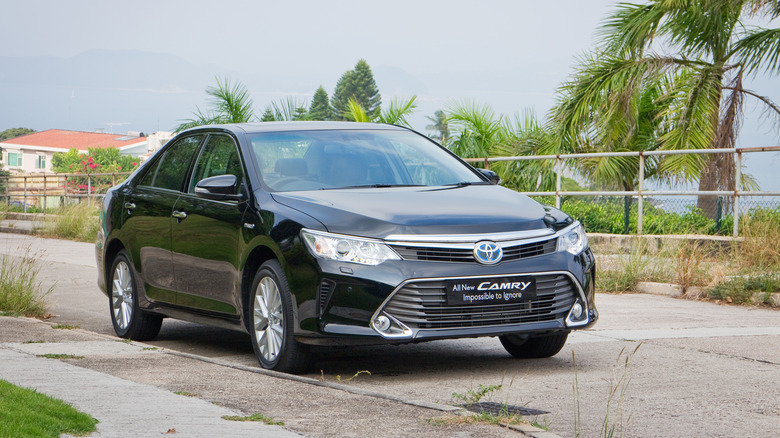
[121,134,203,304]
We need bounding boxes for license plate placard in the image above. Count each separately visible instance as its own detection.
[445,277,537,306]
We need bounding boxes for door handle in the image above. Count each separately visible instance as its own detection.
[172,210,187,219]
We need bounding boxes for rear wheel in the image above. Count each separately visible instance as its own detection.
[109,250,162,341]
[249,260,310,373]
[499,332,569,358]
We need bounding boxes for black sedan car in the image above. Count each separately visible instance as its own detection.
[96,122,597,373]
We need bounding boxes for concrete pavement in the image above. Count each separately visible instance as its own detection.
[1,231,779,437]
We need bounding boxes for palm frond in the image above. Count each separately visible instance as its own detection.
[732,27,780,75]
[378,96,418,127]
[346,98,370,123]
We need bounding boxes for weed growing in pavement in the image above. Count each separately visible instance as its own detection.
[335,370,371,383]
[222,413,284,426]
[36,354,84,360]
[451,383,503,407]
[52,324,79,330]
[573,344,642,438]
[174,391,197,397]
[0,246,50,318]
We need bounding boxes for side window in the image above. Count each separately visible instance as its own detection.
[189,135,244,193]
[138,135,202,190]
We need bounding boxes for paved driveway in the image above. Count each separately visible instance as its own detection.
[2,233,778,437]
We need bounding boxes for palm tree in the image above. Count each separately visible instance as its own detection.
[345,96,418,127]
[445,100,504,161]
[556,0,780,216]
[176,77,255,131]
[425,110,450,144]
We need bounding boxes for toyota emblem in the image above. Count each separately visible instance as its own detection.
[474,241,502,265]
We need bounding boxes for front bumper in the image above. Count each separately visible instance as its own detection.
[290,243,597,345]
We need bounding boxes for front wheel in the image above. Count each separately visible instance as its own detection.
[108,250,162,341]
[499,332,569,358]
[249,260,310,373]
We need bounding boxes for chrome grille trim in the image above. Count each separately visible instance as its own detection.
[383,274,575,329]
[389,237,557,263]
[371,270,588,338]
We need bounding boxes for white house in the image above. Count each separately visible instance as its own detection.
[0,129,148,173]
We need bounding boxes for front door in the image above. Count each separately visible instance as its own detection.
[171,133,247,316]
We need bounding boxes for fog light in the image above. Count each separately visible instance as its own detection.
[571,302,583,319]
[374,315,391,332]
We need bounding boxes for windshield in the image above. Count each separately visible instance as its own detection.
[248,129,484,191]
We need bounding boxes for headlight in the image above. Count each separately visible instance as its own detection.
[301,229,400,266]
[557,223,588,255]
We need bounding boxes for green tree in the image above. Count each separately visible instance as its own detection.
[425,110,450,145]
[176,77,255,131]
[308,86,333,121]
[0,128,36,141]
[557,0,780,216]
[331,59,382,120]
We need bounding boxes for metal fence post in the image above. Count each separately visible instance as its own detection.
[87,174,92,203]
[637,153,645,235]
[23,176,28,213]
[43,174,47,215]
[733,150,742,237]
[555,155,562,209]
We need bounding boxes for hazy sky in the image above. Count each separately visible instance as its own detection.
[2,0,779,187]
[2,1,609,75]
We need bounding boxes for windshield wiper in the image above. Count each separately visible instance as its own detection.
[320,184,424,190]
[442,181,488,187]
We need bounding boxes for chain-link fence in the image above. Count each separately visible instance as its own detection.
[466,146,780,236]
[536,195,780,236]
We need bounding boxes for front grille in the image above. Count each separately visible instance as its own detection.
[390,238,557,263]
[382,274,576,329]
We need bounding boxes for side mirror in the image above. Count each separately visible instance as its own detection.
[477,168,501,185]
[194,174,244,201]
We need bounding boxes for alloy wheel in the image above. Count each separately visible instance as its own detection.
[253,276,285,363]
[111,261,133,330]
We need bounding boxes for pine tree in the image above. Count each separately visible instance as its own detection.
[330,59,382,120]
[308,86,332,120]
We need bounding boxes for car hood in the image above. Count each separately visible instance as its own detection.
[270,185,550,239]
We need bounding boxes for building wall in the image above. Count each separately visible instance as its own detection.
[3,148,54,173]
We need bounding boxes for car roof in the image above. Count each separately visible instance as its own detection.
[181,121,408,135]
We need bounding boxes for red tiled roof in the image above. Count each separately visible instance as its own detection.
[1,129,146,150]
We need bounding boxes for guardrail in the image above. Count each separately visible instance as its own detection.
[0,172,132,214]
[464,146,780,237]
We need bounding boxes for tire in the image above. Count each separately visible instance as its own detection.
[108,250,162,341]
[500,332,569,359]
[249,260,310,374]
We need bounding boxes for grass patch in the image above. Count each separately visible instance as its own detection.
[222,413,284,425]
[0,379,98,437]
[52,324,79,330]
[36,354,84,360]
[709,274,780,304]
[0,247,50,317]
[42,201,100,242]
[428,412,528,427]
[174,391,196,397]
